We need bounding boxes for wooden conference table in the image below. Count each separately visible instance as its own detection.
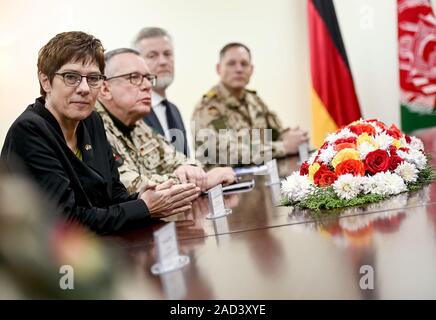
[105,127,436,299]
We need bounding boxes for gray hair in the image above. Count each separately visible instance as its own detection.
[132,27,172,47]
[104,47,140,63]
[104,48,140,76]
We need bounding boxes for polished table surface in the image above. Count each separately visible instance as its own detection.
[106,127,436,299]
[117,201,436,299]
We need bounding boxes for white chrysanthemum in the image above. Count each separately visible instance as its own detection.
[398,149,427,170]
[360,176,375,194]
[374,132,394,150]
[370,172,407,196]
[365,121,379,130]
[318,145,337,164]
[409,149,427,170]
[396,149,407,159]
[333,174,362,200]
[358,141,377,159]
[281,172,314,202]
[394,162,418,183]
[325,128,357,144]
[337,128,358,139]
[374,125,384,134]
[399,136,409,148]
[409,136,424,151]
[325,133,339,144]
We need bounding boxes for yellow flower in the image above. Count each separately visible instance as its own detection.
[331,148,360,168]
[392,139,400,148]
[357,133,378,148]
[308,162,321,182]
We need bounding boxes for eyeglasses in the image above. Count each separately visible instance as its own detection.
[55,72,106,88]
[106,72,157,87]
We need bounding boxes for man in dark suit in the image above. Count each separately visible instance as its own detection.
[133,27,189,156]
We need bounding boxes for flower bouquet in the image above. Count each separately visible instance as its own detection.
[281,119,435,211]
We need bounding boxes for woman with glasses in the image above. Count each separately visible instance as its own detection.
[1,31,199,234]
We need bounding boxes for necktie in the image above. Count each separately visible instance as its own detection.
[162,99,187,155]
[162,99,177,132]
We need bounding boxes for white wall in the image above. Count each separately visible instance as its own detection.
[1,0,425,149]
[335,0,399,124]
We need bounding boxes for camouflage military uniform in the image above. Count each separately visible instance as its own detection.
[191,83,286,166]
[96,101,200,194]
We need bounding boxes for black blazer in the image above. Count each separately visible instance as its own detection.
[144,100,189,156]
[1,97,150,234]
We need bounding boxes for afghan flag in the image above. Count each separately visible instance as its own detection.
[398,0,436,133]
[308,0,362,148]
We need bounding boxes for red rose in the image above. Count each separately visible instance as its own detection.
[389,155,404,170]
[349,123,376,136]
[389,145,398,156]
[386,124,401,139]
[314,164,338,187]
[335,159,365,176]
[365,149,390,175]
[300,161,309,175]
[335,137,357,144]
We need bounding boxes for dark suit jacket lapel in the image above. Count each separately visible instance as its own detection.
[144,109,164,136]
[165,102,185,132]
[166,101,189,156]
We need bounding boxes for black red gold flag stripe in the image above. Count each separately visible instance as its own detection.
[308,0,362,147]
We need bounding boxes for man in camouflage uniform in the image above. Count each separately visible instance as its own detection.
[98,48,236,194]
[192,43,309,166]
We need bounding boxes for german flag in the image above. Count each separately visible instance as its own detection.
[308,0,362,147]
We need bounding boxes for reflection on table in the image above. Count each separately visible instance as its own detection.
[108,127,436,299]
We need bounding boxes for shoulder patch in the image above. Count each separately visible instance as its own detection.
[203,89,217,99]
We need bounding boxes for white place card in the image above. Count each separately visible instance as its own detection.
[298,142,310,163]
[151,222,190,275]
[265,159,280,186]
[206,184,232,219]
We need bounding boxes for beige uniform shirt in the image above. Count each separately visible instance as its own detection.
[191,83,286,166]
[96,101,199,194]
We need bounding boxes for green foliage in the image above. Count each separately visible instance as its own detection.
[294,188,385,211]
[407,161,435,191]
